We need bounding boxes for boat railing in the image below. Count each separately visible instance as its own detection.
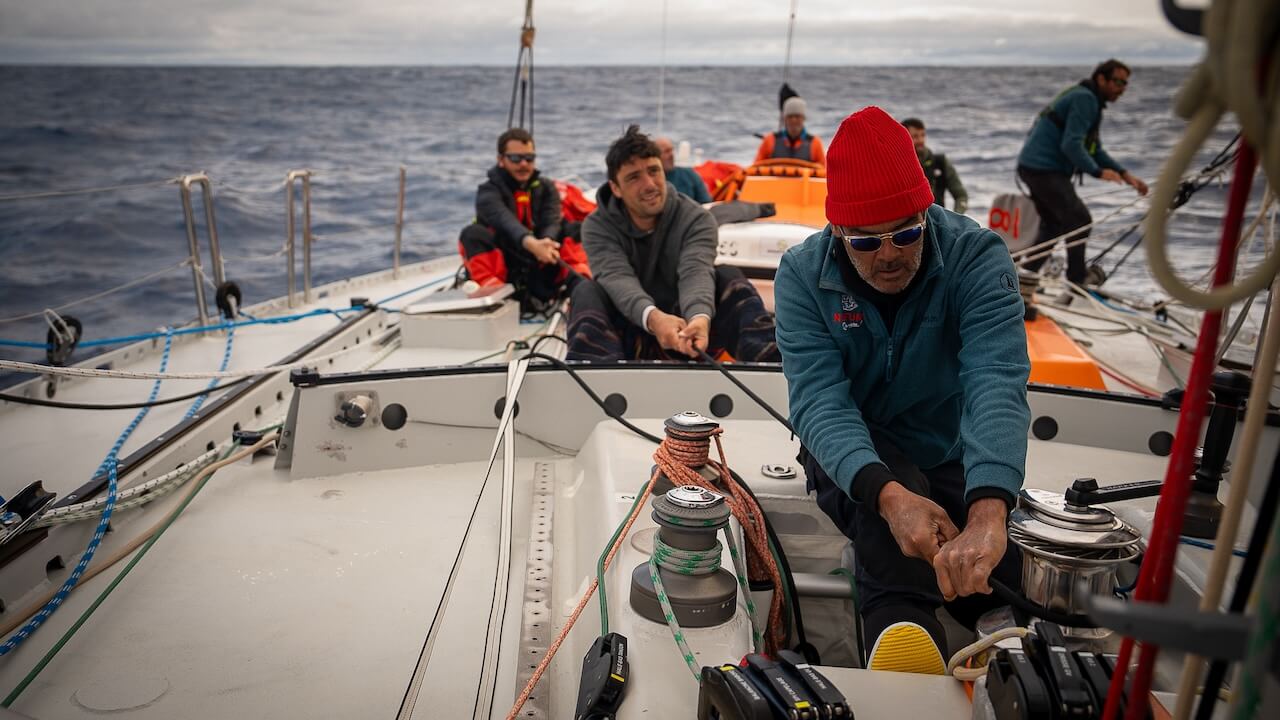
[284,169,313,307]
[0,166,455,347]
[178,173,225,328]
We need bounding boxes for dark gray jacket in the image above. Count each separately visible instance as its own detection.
[582,182,718,328]
[475,166,563,253]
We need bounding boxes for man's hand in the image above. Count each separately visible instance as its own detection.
[877,482,960,565]
[677,315,710,358]
[647,310,688,352]
[1122,171,1149,196]
[522,235,561,265]
[932,497,1008,601]
[1099,169,1124,184]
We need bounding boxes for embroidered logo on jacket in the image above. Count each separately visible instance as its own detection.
[834,295,863,329]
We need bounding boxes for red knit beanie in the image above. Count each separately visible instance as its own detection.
[825,106,935,228]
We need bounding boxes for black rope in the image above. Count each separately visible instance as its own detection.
[0,378,251,410]
[730,468,819,664]
[695,349,793,433]
[522,352,662,443]
[990,577,1099,628]
[1194,441,1280,720]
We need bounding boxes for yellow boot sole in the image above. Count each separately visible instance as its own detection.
[866,621,946,675]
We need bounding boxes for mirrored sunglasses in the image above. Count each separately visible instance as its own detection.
[839,221,926,253]
[504,152,537,164]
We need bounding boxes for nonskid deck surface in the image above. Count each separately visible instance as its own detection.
[0,404,1259,717]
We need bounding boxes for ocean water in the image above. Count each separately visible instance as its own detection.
[0,65,1258,375]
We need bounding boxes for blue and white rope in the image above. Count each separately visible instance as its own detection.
[0,329,174,657]
[183,325,235,419]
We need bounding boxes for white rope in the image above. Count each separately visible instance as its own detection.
[1009,193,1149,261]
[0,261,191,325]
[42,310,74,346]
[0,177,178,202]
[948,626,1029,682]
[1173,276,1280,720]
[1144,0,1280,311]
[222,243,290,264]
[31,450,219,527]
[0,340,368,380]
[313,221,400,241]
[214,179,287,196]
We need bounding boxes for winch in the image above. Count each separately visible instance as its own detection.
[629,485,739,627]
[1007,488,1143,639]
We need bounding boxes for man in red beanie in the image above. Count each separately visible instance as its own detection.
[774,106,1031,673]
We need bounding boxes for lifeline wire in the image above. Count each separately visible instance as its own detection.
[0,329,174,657]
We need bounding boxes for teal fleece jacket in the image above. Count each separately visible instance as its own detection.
[1017,82,1125,178]
[774,205,1031,504]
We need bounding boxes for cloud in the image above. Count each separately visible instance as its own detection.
[0,0,1203,65]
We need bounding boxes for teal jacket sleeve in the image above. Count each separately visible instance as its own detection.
[1058,92,1103,177]
[1091,143,1126,174]
[688,168,713,203]
[949,229,1032,502]
[774,249,882,498]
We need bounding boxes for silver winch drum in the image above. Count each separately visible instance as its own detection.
[1008,488,1143,638]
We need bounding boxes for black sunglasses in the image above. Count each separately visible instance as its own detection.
[1110,77,1128,87]
[838,221,926,253]
[504,152,537,164]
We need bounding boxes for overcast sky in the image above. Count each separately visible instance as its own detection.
[0,0,1206,65]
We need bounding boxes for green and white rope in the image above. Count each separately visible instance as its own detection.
[647,525,763,682]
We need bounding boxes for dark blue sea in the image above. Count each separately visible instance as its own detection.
[0,65,1256,376]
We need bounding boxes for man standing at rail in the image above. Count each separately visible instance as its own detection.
[566,125,779,362]
[1016,59,1148,285]
[774,106,1029,674]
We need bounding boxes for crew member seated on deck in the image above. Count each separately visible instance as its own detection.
[774,107,1029,674]
[457,128,590,310]
[655,136,712,203]
[754,96,826,167]
[566,125,779,363]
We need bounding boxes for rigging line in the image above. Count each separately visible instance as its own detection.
[657,0,667,135]
[397,358,530,720]
[783,0,798,85]
[0,261,191,325]
[0,339,366,381]
[0,378,251,410]
[474,363,519,720]
[0,177,178,202]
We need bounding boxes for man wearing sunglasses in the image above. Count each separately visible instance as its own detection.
[1017,59,1148,287]
[775,107,1030,675]
[458,127,591,310]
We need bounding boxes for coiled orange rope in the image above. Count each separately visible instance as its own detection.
[505,424,784,719]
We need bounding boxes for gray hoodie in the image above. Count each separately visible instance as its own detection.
[582,182,718,329]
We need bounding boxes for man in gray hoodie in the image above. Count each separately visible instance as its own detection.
[566,125,778,362]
